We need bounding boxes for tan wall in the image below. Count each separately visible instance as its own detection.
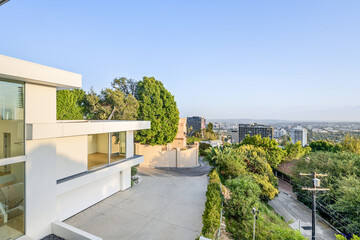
[171,118,187,149]
[135,142,199,168]
[88,134,108,154]
[178,145,198,167]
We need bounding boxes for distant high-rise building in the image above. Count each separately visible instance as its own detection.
[274,129,287,138]
[290,126,307,146]
[229,130,239,143]
[238,123,274,142]
[187,116,206,135]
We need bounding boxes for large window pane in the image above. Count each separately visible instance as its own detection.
[87,134,109,170]
[0,80,24,159]
[0,162,25,239]
[110,132,126,163]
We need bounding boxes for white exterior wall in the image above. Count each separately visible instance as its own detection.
[56,136,88,180]
[57,173,121,220]
[25,83,56,123]
[25,138,57,239]
[126,131,134,158]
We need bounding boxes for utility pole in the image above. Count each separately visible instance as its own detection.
[300,172,329,240]
[252,207,259,240]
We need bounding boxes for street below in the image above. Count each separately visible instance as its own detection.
[269,180,338,240]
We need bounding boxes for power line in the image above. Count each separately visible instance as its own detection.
[299,171,330,240]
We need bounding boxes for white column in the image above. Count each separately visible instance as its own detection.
[126,131,134,159]
[120,168,131,191]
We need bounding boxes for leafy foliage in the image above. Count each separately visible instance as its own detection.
[336,234,360,240]
[241,135,286,167]
[111,77,138,96]
[240,135,311,167]
[201,169,222,238]
[292,151,360,236]
[201,144,306,240]
[57,89,85,120]
[309,140,341,152]
[206,123,214,133]
[341,134,360,154]
[135,77,180,145]
[199,142,212,156]
[84,88,139,120]
[187,136,200,145]
[284,141,311,160]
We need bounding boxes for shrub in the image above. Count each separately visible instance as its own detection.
[187,136,200,145]
[199,143,212,156]
[131,166,138,176]
[201,169,222,238]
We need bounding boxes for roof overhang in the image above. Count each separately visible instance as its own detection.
[0,54,82,89]
[26,120,151,140]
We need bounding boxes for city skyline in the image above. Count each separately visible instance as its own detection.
[1,1,359,121]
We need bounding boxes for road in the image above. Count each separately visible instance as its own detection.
[269,181,338,240]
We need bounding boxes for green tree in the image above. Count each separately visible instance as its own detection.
[241,135,286,167]
[111,77,138,96]
[135,77,180,145]
[84,87,138,120]
[57,89,85,120]
[206,123,214,133]
[285,141,311,160]
[341,134,360,153]
[309,140,340,152]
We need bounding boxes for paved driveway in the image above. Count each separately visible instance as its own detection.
[65,164,210,240]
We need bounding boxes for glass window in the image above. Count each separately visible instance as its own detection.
[0,80,25,159]
[110,132,126,163]
[0,162,25,239]
[87,132,127,170]
[87,133,109,170]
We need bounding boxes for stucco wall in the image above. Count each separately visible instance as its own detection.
[56,136,88,180]
[57,173,121,221]
[135,143,199,168]
[25,138,57,239]
[25,83,56,123]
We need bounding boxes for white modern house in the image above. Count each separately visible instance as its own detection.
[0,54,150,240]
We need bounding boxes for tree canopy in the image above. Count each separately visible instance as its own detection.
[135,76,180,145]
[57,89,85,120]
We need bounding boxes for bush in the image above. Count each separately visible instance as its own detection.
[199,143,212,157]
[131,166,138,176]
[187,136,200,145]
[201,169,222,238]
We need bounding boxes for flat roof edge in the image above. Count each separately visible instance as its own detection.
[0,54,82,88]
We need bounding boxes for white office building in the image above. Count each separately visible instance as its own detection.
[274,129,287,139]
[0,54,150,239]
[290,126,307,146]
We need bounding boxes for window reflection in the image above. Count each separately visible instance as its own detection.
[110,132,126,163]
[0,80,25,159]
[87,133,109,170]
[0,162,25,240]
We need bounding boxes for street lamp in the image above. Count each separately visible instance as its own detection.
[252,207,259,240]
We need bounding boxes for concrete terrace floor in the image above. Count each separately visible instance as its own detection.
[65,164,211,240]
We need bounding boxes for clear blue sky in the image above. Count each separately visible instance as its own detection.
[1,1,359,121]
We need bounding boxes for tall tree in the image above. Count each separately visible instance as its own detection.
[111,77,138,96]
[84,87,138,120]
[206,123,214,133]
[135,76,180,145]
